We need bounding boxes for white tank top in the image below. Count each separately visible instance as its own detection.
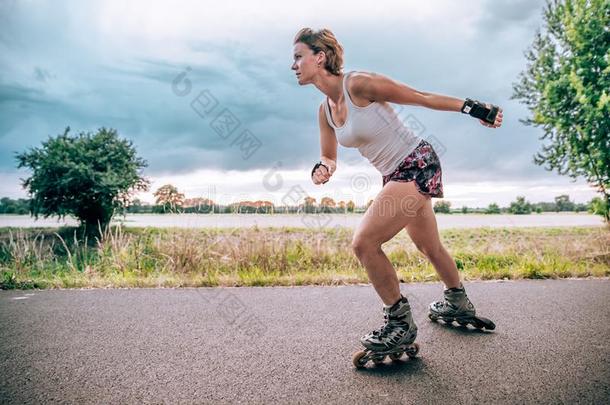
[323,71,422,176]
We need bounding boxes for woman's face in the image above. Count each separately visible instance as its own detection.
[291,42,323,85]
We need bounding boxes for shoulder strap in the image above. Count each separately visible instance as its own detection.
[343,71,356,108]
[322,99,336,128]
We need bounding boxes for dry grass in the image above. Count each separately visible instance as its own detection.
[0,225,608,289]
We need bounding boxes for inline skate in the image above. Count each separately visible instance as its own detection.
[353,294,420,368]
[428,283,495,330]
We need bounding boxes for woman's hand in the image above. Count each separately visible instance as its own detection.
[479,104,503,128]
[311,159,336,185]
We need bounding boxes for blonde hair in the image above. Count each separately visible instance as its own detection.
[293,28,344,76]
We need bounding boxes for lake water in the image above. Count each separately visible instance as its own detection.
[0,213,605,230]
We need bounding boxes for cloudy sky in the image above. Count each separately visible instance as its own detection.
[0,0,599,208]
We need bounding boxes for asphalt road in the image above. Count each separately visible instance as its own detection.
[1,279,609,404]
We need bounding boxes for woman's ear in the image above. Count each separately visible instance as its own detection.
[316,51,326,67]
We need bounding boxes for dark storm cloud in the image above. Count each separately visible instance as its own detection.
[0,83,49,105]
[0,0,557,186]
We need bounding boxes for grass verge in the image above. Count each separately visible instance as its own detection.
[0,225,608,289]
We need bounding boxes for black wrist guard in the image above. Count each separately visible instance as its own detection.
[311,161,330,183]
[461,98,499,125]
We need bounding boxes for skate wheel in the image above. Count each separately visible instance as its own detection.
[389,352,403,361]
[405,343,420,358]
[352,350,368,368]
[475,317,496,330]
[372,355,386,365]
[472,319,485,329]
[457,320,469,327]
[443,319,454,326]
[428,313,438,322]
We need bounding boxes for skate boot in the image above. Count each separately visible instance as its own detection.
[352,294,420,368]
[428,283,495,330]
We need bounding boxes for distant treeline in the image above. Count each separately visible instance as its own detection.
[0,194,601,215]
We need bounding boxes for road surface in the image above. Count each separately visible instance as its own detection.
[1,279,609,404]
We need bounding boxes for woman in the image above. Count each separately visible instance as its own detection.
[291,28,502,353]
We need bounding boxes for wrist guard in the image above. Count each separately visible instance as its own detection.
[461,98,499,125]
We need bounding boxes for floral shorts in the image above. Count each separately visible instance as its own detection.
[381,139,444,198]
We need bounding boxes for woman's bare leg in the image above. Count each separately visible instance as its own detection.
[351,180,429,306]
[405,198,461,288]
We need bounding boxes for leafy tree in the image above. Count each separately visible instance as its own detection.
[461,206,469,214]
[126,198,152,214]
[320,197,336,213]
[433,200,451,214]
[0,197,30,214]
[15,127,149,235]
[554,194,575,211]
[346,200,355,213]
[509,196,533,214]
[153,184,185,213]
[320,197,336,207]
[485,202,501,214]
[574,202,587,212]
[588,196,608,217]
[302,196,317,214]
[536,201,558,212]
[512,0,610,221]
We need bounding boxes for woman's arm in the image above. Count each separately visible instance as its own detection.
[311,103,337,185]
[351,72,503,127]
[318,103,337,171]
[351,72,463,111]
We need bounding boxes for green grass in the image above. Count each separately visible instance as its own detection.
[0,225,608,289]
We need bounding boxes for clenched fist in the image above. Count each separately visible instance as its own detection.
[479,104,503,128]
[311,159,336,185]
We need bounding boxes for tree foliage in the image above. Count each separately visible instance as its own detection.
[153,184,185,213]
[485,202,502,214]
[433,200,452,214]
[15,127,149,234]
[509,196,533,215]
[512,0,610,221]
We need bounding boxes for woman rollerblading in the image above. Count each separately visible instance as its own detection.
[291,27,502,368]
